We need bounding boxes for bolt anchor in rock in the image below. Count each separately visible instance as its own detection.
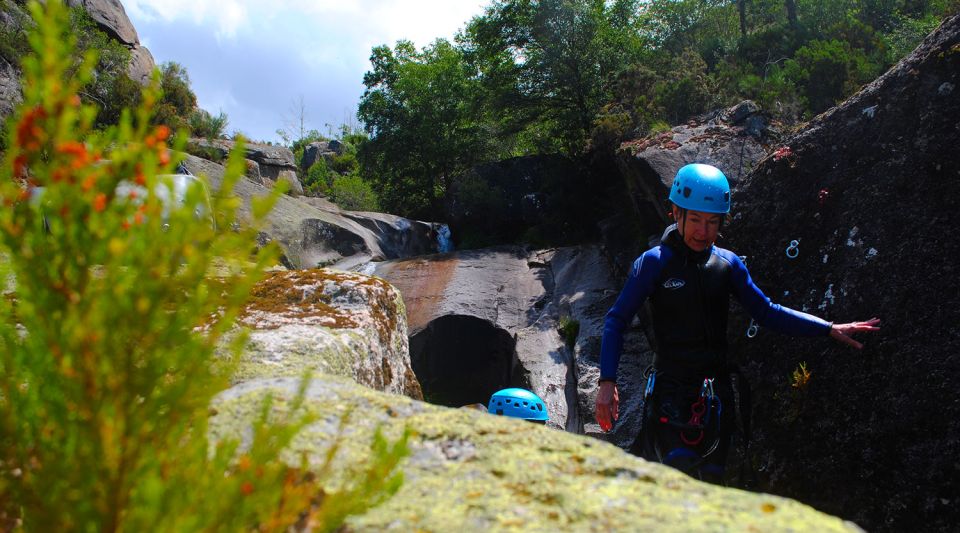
[785,239,800,259]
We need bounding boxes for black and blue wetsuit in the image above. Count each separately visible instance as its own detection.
[600,224,831,482]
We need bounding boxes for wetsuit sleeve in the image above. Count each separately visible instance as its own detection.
[599,251,661,381]
[727,253,832,336]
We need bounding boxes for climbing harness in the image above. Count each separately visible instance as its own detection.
[785,239,800,259]
[680,378,719,446]
[746,318,758,338]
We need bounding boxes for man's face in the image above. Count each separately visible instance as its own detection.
[673,206,721,252]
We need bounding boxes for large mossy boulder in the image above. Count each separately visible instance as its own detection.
[210,375,862,532]
[232,268,422,400]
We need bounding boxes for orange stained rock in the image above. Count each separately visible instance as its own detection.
[377,254,458,332]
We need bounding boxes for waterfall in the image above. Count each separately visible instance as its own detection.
[436,224,453,252]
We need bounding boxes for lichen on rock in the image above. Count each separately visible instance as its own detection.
[210,376,863,532]
[230,268,422,399]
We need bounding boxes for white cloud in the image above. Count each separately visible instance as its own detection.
[125,0,249,39]
[123,0,489,142]
[126,0,484,44]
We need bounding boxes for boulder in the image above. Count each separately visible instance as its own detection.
[338,210,442,260]
[301,140,345,171]
[721,15,960,532]
[208,375,863,532]
[126,44,155,86]
[179,154,442,269]
[272,168,303,197]
[231,268,421,399]
[188,138,303,196]
[243,158,263,185]
[68,0,139,46]
[613,100,778,265]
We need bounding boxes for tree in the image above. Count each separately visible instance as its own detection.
[152,61,197,133]
[276,95,313,146]
[358,39,494,218]
[463,0,649,153]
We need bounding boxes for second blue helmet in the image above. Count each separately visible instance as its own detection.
[487,388,549,422]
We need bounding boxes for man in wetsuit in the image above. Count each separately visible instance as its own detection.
[594,163,879,484]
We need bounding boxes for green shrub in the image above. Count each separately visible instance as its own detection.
[654,49,711,124]
[589,105,632,152]
[330,173,379,212]
[881,14,943,64]
[189,108,229,139]
[303,158,332,196]
[329,151,359,175]
[0,3,406,530]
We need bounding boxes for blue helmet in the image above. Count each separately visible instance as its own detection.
[668,163,731,214]
[487,388,549,422]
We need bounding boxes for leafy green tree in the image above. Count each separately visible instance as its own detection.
[152,61,197,133]
[359,39,493,218]
[463,0,649,153]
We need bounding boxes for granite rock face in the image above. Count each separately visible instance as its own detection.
[720,14,960,532]
[188,139,304,196]
[610,100,779,268]
[0,56,21,124]
[209,375,863,532]
[126,44,156,86]
[67,0,139,46]
[372,245,651,442]
[179,154,443,270]
[230,268,422,400]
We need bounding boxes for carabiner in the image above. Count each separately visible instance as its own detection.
[702,377,715,399]
[747,318,759,338]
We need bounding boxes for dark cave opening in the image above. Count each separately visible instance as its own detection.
[409,314,525,407]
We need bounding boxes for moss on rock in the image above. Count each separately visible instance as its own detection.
[210,377,863,532]
[230,268,422,399]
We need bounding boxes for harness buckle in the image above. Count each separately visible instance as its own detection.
[700,377,715,399]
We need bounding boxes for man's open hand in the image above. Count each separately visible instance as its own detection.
[595,381,620,432]
[830,317,881,349]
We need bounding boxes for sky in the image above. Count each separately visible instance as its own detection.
[122,0,489,144]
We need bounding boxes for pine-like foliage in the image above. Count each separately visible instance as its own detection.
[0,2,407,531]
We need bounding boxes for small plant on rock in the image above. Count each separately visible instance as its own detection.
[558,316,580,349]
[790,361,812,391]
